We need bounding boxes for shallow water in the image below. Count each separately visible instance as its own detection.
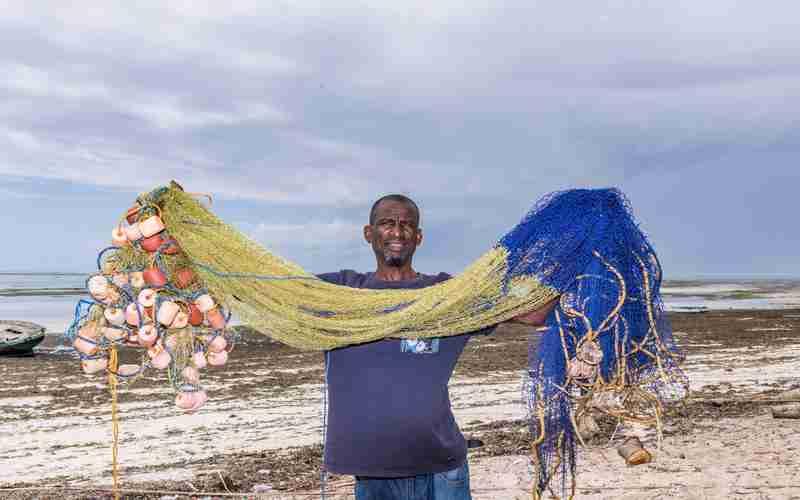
[2,274,800,334]
[0,295,86,333]
[666,295,800,312]
[0,274,89,333]
[0,272,87,290]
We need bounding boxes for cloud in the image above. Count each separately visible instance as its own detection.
[3,62,110,100]
[3,2,798,199]
[251,219,363,249]
[1,1,798,275]
[0,185,45,200]
[119,97,288,131]
[243,218,369,271]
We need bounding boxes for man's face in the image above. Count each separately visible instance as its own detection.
[364,200,422,268]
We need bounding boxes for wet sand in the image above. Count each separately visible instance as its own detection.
[1,309,800,499]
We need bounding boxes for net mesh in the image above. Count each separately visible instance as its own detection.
[155,183,559,350]
[64,182,686,498]
[518,189,688,498]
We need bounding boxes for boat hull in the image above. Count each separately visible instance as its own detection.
[0,320,47,356]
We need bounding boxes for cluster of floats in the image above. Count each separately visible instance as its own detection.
[67,200,229,413]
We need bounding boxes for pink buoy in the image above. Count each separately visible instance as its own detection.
[125,303,142,326]
[73,323,99,355]
[191,390,208,410]
[207,350,228,366]
[111,272,129,288]
[206,308,226,330]
[140,234,165,253]
[567,358,595,379]
[151,350,172,370]
[130,271,145,289]
[100,287,121,305]
[138,289,157,308]
[147,344,163,359]
[207,335,227,353]
[182,366,200,384]
[175,390,208,412]
[194,294,215,313]
[143,267,167,287]
[111,227,128,247]
[578,341,603,365]
[126,205,141,224]
[81,357,108,374]
[73,336,98,356]
[87,275,109,299]
[139,215,165,238]
[192,351,207,369]
[188,304,203,326]
[175,391,196,410]
[175,268,195,289]
[124,222,143,241]
[104,307,126,326]
[102,327,126,342]
[117,364,141,377]
[157,300,180,326]
[171,311,189,329]
[138,324,158,347]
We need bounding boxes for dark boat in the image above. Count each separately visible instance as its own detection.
[0,320,46,356]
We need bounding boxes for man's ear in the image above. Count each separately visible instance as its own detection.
[363,224,373,244]
[416,228,423,246]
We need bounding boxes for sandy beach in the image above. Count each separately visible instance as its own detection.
[1,307,800,499]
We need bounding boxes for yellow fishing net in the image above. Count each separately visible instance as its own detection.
[154,184,558,350]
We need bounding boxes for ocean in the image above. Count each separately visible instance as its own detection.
[1,272,799,335]
[0,272,88,333]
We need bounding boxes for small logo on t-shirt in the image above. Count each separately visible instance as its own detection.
[400,338,440,354]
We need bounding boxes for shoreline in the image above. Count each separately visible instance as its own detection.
[2,278,800,337]
[0,288,86,297]
[17,306,800,338]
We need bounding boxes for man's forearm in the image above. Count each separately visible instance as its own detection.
[507,296,559,327]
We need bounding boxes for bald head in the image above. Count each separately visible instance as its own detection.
[369,194,420,226]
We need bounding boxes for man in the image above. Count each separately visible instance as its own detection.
[317,194,556,500]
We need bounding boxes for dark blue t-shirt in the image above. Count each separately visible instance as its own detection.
[317,270,478,477]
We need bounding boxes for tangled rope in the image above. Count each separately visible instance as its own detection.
[63,182,686,498]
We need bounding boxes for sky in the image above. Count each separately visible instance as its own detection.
[1,2,798,278]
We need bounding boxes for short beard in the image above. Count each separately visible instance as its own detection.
[383,255,407,267]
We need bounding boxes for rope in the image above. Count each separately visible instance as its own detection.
[155,184,560,350]
[108,345,121,500]
[64,183,687,500]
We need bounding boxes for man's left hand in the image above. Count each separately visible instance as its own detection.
[510,297,559,327]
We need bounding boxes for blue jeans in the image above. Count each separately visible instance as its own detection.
[354,461,471,500]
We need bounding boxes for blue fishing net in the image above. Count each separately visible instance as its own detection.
[500,188,686,498]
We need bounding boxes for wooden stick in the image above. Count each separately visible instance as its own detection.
[694,397,800,406]
[772,403,800,419]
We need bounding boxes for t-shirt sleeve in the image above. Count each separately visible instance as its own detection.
[316,271,343,285]
[470,325,497,337]
[316,270,366,287]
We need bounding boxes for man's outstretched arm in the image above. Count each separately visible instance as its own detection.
[507,296,560,328]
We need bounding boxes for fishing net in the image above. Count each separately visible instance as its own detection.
[65,181,686,499]
[517,190,689,498]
